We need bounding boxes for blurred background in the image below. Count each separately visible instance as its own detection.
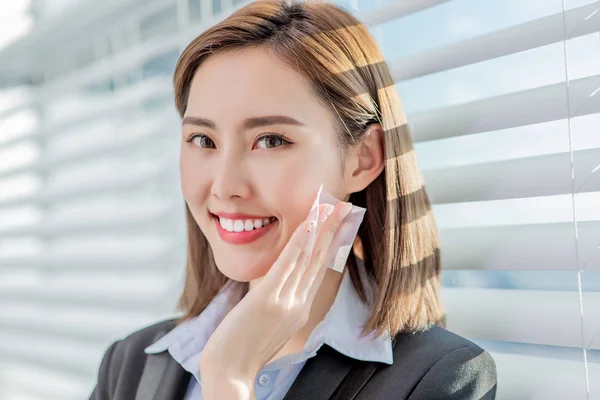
[0,0,599,399]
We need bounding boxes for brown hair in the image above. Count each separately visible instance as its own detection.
[173,0,443,338]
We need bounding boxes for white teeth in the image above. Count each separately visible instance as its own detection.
[218,217,275,233]
[233,220,244,232]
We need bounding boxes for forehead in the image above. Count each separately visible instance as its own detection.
[185,47,335,129]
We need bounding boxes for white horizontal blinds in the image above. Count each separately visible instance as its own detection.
[370,0,600,399]
[0,1,199,399]
[0,0,266,397]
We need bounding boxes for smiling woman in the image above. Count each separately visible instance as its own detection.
[180,47,355,284]
[89,1,497,399]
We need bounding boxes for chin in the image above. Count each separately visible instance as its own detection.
[213,254,272,282]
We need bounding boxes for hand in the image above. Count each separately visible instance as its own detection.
[199,201,353,398]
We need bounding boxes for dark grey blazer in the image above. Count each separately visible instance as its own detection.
[89,319,497,400]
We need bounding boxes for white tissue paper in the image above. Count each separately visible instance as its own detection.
[306,184,366,273]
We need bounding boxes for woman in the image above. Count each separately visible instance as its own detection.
[89,1,497,399]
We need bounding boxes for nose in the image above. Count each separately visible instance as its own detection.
[211,151,252,201]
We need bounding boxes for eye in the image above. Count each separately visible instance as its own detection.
[186,134,215,149]
[255,134,292,149]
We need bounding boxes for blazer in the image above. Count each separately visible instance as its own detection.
[89,318,497,400]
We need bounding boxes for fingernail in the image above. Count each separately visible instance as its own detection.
[339,202,353,219]
[319,204,334,222]
[325,204,334,216]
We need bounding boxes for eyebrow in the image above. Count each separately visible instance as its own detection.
[182,115,305,130]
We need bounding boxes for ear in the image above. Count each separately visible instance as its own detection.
[344,123,385,194]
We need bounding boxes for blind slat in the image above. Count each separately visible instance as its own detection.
[0,132,41,151]
[42,77,172,132]
[360,0,451,27]
[38,37,178,98]
[440,221,598,270]
[436,194,600,229]
[0,248,174,269]
[0,305,167,342]
[0,164,169,208]
[388,3,600,82]
[0,203,175,238]
[0,279,174,310]
[444,288,600,349]
[491,352,594,399]
[0,114,174,181]
[409,74,600,141]
[0,329,136,376]
[424,147,600,203]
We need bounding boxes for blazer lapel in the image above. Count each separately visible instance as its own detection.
[284,337,398,400]
[283,345,356,400]
[135,349,191,400]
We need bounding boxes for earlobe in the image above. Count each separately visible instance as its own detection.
[346,124,385,193]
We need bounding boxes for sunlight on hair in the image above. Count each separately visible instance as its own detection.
[385,150,425,200]
[399,210,439,269]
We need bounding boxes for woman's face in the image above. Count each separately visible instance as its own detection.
[180,47,349,282]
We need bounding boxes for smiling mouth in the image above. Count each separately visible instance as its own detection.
[212,214,279,245]
[213,214,278,233]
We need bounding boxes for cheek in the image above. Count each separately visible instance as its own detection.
[179,149,208,202]
[255,153,341,226]
[256,160,307,215]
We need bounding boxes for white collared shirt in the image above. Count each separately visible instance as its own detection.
[144,262,393,399]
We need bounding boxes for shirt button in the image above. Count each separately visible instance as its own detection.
[258,373,271,386]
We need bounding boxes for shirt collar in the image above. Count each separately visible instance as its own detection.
[145,259,393,368]
[144,280,245,355]
[305,261,394,365]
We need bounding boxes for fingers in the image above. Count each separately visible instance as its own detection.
[298,201,353,301]
[262,200,352,303]
[262,218,313,294]
[279,204,331,296]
